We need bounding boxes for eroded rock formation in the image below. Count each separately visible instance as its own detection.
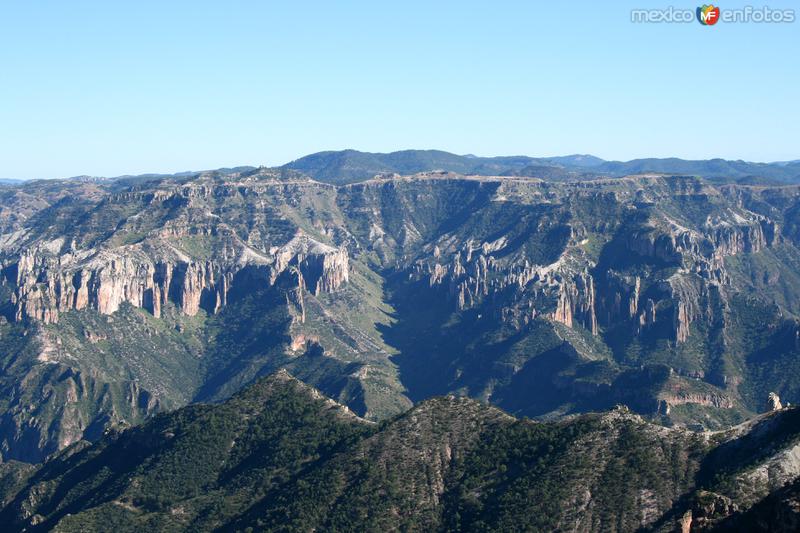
[767,392,784,411]
[6,230,349,324]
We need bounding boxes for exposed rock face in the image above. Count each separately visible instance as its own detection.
[685,492,740,531]
[3,170,800,464]
[680,510,693,533]
[660,392,735,410]
[767,392,784,411]
[417,228,759,347]
[416,239,600,335]
[6,230,349,324]
[275,233,349,295]
[395,179,779,351]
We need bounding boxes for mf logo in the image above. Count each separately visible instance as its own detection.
[697,4,721,25]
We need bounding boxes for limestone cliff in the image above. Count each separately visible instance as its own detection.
[408,197,775,349]
[5,230,348,324]
[2,170,800,463]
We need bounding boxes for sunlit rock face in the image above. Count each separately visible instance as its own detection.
[8,227,348,324]
[2,169,800,461]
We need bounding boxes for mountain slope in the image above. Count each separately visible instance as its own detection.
[4,170,800,461]
[0,371,371,531]
[1,373,798,532]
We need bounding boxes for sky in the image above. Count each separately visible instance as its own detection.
[0,1,798,180]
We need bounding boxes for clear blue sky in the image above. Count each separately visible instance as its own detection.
[1,1,798,179]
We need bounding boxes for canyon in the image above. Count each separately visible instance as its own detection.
[0,168,800,462]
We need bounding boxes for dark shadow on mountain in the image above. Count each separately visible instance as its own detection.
[695,407,800,489]
[193,268,295,402]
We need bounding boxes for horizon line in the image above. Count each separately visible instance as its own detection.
[5,149,799,182]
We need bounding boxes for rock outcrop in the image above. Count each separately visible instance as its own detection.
[395,180,779,351]
[6,231,349,324]
[2,170,800,464]
[659,391,735,410]
[767,392,784,412]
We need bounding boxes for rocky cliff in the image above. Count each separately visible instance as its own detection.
[6,229,348,324]
[1,170,800,461]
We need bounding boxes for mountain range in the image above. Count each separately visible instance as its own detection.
[282,150,800,185]
[9,149,800,186]
[2,150,800,530]
[1,371,798,532]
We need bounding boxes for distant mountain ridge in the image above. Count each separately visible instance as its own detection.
[6,151,799,185]
[281,149,544,185]
[283,149,800,184]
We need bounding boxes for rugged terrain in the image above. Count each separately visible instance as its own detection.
[0,372,798,532]
[2,165,800,463]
